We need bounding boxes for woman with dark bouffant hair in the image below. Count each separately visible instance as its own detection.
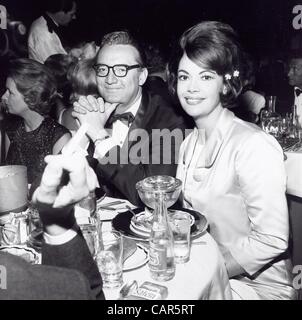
[1,58,71,183]
[169,21,295,300]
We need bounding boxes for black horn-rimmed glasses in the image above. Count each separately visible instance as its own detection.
[93,64,141,77]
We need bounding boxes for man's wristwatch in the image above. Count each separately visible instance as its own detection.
[93,133,110,146]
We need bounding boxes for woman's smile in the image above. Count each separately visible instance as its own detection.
[184,96,205,105]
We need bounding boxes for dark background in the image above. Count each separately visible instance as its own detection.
[1,0,299,59]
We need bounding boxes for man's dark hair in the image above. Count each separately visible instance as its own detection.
[44,0,75,13]
[99,31,146,67]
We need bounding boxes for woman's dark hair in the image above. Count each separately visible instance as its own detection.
[8,58,57,115]
[168,21,244,107]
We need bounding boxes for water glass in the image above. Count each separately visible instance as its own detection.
[77,191,96,218]
[278,117,289,138]
[27,204,43,251]
[96,230,123,288]
[267,95,276,112]
[80,219,99,258]
[169,211,191,263]
[296,128,302,141]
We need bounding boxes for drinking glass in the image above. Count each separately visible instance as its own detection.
[79,218,99,258]
[169,211,191,263]
[260,95,281,137]
[27,203,43,251]
[76,191,96,218]
[95,230,123,288]
[267,95,277,112]
[296,128,302,141]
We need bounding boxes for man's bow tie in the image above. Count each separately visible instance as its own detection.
[43,14,59,34]
[295,88,302,97]
[106,112,135,127]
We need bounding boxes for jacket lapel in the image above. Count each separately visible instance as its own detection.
[197,108,235,168]
[122,90,149,153]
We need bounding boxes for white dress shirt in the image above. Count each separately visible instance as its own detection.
[94,95,142,159]
[28,16,67,63]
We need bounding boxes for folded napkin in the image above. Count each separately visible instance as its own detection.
[123,237,137,262]
[96,196,136,221]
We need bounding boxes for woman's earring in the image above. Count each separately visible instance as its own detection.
[222,86,227,95]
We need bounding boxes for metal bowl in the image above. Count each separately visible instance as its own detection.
[135,175,182,209]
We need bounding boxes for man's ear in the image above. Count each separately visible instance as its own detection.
[139,67,148,86]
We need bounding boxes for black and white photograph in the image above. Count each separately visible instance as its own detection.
[0,0,302,305]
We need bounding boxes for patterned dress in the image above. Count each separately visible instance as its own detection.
[5,116,70,183]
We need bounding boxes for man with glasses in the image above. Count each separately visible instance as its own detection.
[72,31,188,205]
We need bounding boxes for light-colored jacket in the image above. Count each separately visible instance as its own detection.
[28,16,66,63]
[177,108,295,299]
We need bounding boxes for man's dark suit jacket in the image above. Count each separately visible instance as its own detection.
[275,85,295,116]
[0,232,104,300]
[94,89,191,206]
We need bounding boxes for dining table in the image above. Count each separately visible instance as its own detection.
[0,193,232,300]
[285,149,302,198]
[93,197,232,300]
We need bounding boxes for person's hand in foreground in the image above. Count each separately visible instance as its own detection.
[32,152,98,236]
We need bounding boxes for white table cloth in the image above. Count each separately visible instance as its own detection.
[285,150,302,197]
[103,232,232,300]
[96,198,232,300]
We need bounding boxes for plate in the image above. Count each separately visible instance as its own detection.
[123,244,148,271]
[0,245,41,264]
[113,207,208,242]
[130,209,195,236]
